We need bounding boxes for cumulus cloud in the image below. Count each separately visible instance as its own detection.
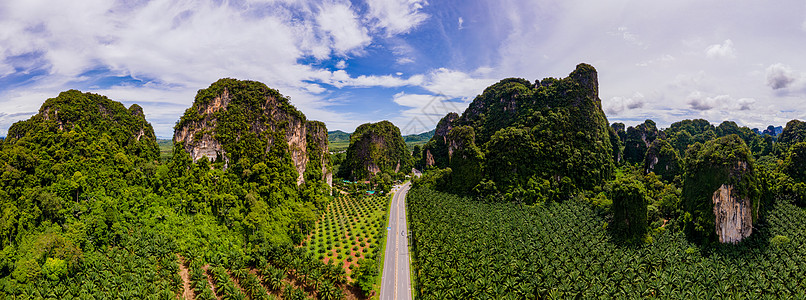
[335,60,347,69]
[0,0,438,135]
[365,0,428,35]
[686,92,755,112]
[604,92,645,115]
[736,98,755,111]
[422,68,497,99]
[705,39,736,59]
[766,63,797,90]
[392,92,467,135]
[313,69,424,88]
[316,2,371,55]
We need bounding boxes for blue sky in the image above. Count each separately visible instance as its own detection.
[1,0,805,138]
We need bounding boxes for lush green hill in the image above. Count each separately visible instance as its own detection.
[420,64,615,197]
[327,130,351,152]
[338,121,411,180]
[0,85,359,299]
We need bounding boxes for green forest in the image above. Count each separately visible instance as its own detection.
[408,64,806,298]
[1,63,806,299]
[0,82,375,299]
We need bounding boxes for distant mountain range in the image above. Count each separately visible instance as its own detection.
[751,125,783,136]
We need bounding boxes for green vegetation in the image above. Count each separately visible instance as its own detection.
[623,120,660,164]
[409,186,806,299]
[0,84,357,299]
[682,135,759,243]
[410,64,806,297]
[157,139,173,160]
[339,121,411,180]
[609,176,648,242]
[420,64,614,200]
[327,130,351,152]
[303,194,388,286]
[328,129,434,153]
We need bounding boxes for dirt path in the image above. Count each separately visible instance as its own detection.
[226,269,248,297]
[176,254,193,300]
[201,265,220,300]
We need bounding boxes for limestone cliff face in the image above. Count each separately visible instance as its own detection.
[423,112,458,167]
[712,184,753,244]
[173,79,331,187]
[306,121,333,188]
[173,89,230,164]
[682,134,759,244]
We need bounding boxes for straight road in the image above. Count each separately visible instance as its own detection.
[380,181,412,300]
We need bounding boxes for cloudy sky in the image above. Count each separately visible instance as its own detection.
[1,0,805,137]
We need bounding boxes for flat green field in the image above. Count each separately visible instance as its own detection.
[409,187,806,299]
[303,194,389,281]
[157,139,173,160]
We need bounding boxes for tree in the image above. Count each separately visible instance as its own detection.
[42,257,68,281]
[783,142,806,183]
[609,176,648,241]
[353,259,378,297]
[644,139,681,182]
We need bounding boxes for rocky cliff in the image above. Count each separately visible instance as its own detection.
[712,183,753,244]
[339,121,410,180]
[682,134,759,243]
[623,120,661,164]
[173,78,331,187]
[423,112,458,167]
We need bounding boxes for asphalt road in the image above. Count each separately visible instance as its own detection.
[380,181,412,300]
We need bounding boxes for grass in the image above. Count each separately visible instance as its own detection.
[303,194,389,283]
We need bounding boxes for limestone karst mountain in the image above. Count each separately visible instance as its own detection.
[173,78,332,188]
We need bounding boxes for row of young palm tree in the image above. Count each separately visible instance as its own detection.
[408,187,806,299]
[0,229,180,300]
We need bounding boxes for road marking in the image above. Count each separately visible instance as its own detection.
[394,188,399,300]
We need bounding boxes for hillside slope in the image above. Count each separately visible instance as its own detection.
[421,63,615,197]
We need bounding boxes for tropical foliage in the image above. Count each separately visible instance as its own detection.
[303,194,388,283]
[409,187,806,299]
[420,64,615,200]
[339,120,411,180]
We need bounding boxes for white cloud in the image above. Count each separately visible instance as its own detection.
[686,92,756,112]
[422,68,497,99]
[392,92,468,135]
[335,60,347,69]
[316,2,371,55]
[365,0,429,35]
[396,57,415,64]
[458,17,464,30]
[0,0,436,135]
[736,98,755,111]
[705,39,736,59]
[766,63,797,90]
[313,69,424,88]
[604,92,645,115]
